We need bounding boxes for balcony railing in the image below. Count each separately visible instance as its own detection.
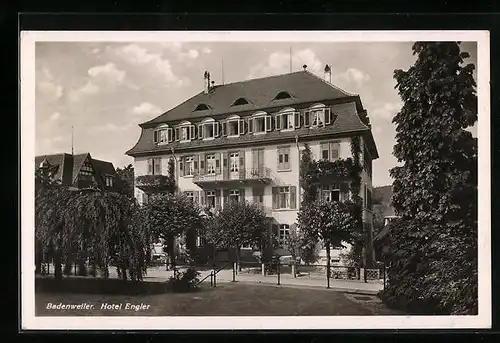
[135,174,175,194]
[193,167,272,185]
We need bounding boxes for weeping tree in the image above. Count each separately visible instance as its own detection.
[205,201,267,270]
[35,171,151,281]
[145,192,202,271]
[298,199,354,282]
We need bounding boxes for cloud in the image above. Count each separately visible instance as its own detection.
[50,112,61,121]
[132,102,162,116]
[92,123,133,133]
[117,44,188,86]
[248,48,323,79]
[202,47,212,54]
[91,48,100,54]
[336,68,371,87]
[37,68,64,101]
[88,62,126,85]
[371,102,402,121]
[179,49,199,60]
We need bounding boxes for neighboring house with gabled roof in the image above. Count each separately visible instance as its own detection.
[126,68,379,263]
[35,152,120,192]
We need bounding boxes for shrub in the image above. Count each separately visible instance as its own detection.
[165,268,200,293]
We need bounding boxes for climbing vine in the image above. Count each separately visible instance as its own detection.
[298,138,365,265]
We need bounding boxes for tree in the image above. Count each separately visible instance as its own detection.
[116,164,134,198]
[205,201,267,269]
[297,200,353,282]
[146,193,202,270]
[386,42,478,315]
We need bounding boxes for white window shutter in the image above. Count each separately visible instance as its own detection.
[198,124,203,139]
[190,125,196,139]
[275,115,281,131]
[214,122,220,137]
[167,128,173,142]
[325,108,331,125]
[265,115,272,132]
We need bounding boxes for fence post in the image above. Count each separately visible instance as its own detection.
[261,263,265,276]
[210,272,213,287]
[213,265,217,288]
[277,262,281,285]
[383,261,386,291]
[232,262,236,282]
[327,264,330,289]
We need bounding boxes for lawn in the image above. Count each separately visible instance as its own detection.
[36,282,397,316]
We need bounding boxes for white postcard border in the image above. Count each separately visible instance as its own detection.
[20,30,491,330]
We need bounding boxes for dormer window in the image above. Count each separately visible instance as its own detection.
[274,91,292,100]
[197,118,219,140]
[153,124,173,145]
[232,97,249,106]
[194,103,211,111]
[304,105,333,128]
[105,175,114,187]
[174,122,196,142]
[222,115,245,137]
[275,108,300,131]
[247,111,271,135]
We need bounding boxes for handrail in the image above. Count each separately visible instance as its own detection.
[195,262,231,286]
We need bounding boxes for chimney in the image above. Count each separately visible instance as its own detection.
[324,64,332,83]
[204,71,211,93]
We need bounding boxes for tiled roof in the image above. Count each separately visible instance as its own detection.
[142,71,356,126]
[126,102,371,156]
[35,152,118,189]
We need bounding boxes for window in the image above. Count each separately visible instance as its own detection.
[320,142,340,161]
[232,98,249,106]
[206,154,216,174]
[322,184,340,202]
[279,186,290,208]
[278,224,290,246]
[185,191,194,202]
[364,186,372,210]
[277,147,291,171]
[147,157,162,175]
[229,152,239,172]
[364,146,372,178]
[184,156,194,176]
[105,176,114,187]
[206,190,216,208]
[80,163,93,176]
[181,126,189,141]
[276,111,295,131]
[311,109,325,127]
[229,189,239,204]
[199,121,219,139]
[194,103,210,111]
[254,116,266,133]
[274,91,292,100]
[154,126,173,144]
[272,186,297,209]
[175,124,196,142]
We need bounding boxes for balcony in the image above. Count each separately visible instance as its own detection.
[135,174,175,194]
[193,167,273,188]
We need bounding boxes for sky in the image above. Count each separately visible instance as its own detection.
[35,41,478,187]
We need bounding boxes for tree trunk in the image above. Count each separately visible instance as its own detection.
[121,266,128,281]
[236,246,242,272]
[326,242,331,282]
[35,240,43,274]
[54,252,62,280]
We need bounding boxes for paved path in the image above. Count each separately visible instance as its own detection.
[45,265,383,295]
